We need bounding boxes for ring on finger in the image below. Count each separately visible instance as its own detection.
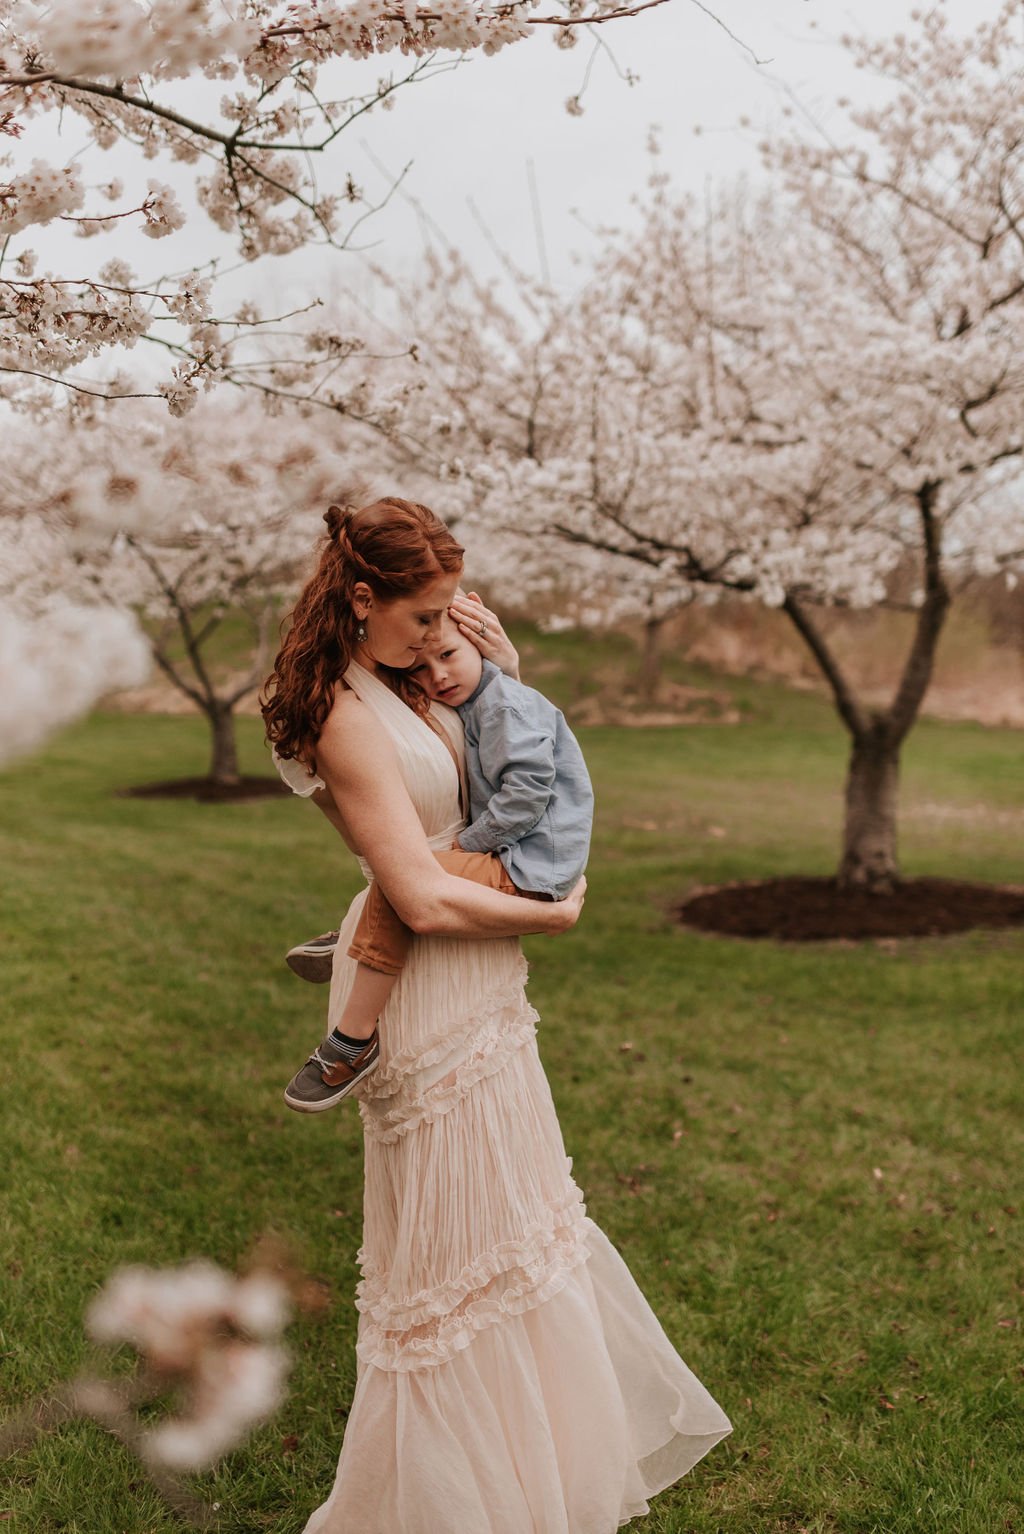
[478,620,488,638]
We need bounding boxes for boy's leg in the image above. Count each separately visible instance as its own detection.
[326,883,410,1046]
[346,848,519,975]
[332,964,396,1043]
[347,881,412,976]
[285,851,530,1114]
[435,847,521,893]
[336,850,523,1044]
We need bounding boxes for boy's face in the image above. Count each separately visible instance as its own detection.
[408,616,484,706]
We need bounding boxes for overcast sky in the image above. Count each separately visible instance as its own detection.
[333,0,957,288]
[19,1,994,351]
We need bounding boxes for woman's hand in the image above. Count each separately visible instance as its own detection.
[449,592,520,681]
[317,690,578,942]
[552,875,587,932]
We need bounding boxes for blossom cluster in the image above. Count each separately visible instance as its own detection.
[0,599,150,764]
[7,0,586,84]
[0,157,84,235]
[0,248,389,417]
[0,510,151,763]
[140,179,186,238]
[0,0,634,408]
[18,0,260,81]
[87,1258,290,1470]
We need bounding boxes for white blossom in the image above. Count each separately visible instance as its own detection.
[140,179,186,238]
[85,1257,291,1471]
[144,1341,289,1470]
[31,0,260,80]
[0,159,84,235]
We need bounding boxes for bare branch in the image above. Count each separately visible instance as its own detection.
[782,594,868,739]
[687,0,770,65]
[885,482,952,744]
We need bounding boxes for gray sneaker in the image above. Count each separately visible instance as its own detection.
[283,1028,379,1114]
[285,930,339,984]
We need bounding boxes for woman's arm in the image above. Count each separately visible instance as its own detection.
[316,691,584,939]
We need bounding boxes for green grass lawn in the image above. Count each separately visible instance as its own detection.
[1,663,1022,1534]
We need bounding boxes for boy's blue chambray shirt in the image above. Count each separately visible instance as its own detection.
[454,659,593,899]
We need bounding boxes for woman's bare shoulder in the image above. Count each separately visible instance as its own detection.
[318,684,397,779]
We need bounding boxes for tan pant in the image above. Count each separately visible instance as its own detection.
[348,849,548,975]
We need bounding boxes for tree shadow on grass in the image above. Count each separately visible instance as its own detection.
[117,776,291,804]
[676,876,1024,941]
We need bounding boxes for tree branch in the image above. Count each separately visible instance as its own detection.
[149,646,207,710]
[262,0,671,37]
[884,481,951,744]
[125,538,219,705]
[0,0,672,102]
[782,594,868,739]
[0,76,234,145]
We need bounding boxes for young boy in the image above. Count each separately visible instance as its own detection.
[283,614,594,1112]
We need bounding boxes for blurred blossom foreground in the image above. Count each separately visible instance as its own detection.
[1,1254,297,1524]
[86,1259,291,1470]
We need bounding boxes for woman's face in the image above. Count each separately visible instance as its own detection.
[359,570,462,669]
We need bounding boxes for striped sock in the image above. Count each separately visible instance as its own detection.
[328,1027,375,1063]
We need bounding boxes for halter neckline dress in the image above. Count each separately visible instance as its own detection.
[277,661,731,1533]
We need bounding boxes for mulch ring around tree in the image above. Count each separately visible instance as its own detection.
[675,876,1024,942]
[118,776,291,804]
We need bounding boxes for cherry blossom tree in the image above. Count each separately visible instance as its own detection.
[0,0,679,768]
[395,3,1024,891]
[0,400,358,782]
[0,0,667,416]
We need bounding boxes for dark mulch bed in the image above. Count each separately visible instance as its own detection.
[118,776,291,804]
[676,876,1024,942]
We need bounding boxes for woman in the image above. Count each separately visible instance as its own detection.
[263,497,731,1533]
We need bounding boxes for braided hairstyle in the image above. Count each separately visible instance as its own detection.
[262,496,464,776]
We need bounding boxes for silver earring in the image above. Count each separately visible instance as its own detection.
[356,619,367,643]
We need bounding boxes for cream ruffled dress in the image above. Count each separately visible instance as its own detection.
[275,661,732,1534]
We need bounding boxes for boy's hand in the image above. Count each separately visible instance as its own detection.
[449,592,521,681]
[554,875,587,932]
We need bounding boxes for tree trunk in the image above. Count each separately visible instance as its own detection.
[839,724,901,892]
[638,614,664,705]
[207,701,240,786]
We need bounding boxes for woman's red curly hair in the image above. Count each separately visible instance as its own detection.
[261,496,464,776]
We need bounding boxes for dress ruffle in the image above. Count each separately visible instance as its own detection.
[359,1007,539,1144]
[355,1216,593,1372]
[359,962,534,1097]
[356,1184,587,1330]
[305,1223,732,1534]
[355,1041,595,1362]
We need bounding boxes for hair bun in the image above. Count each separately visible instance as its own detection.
[324,503,349,540]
